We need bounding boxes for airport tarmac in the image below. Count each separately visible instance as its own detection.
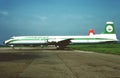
[0,48,120,78]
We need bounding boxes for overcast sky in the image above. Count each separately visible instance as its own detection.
[0,0,120,44]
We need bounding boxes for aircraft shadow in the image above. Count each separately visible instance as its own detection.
[0,52,46,61]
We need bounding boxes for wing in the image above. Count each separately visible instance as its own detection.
[46,38,72,49]
[55,39,72,49]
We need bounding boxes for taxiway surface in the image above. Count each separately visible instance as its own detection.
[0,48,120,78]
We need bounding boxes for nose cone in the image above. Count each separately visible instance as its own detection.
[4,40,10,44]
[4,41,7,44]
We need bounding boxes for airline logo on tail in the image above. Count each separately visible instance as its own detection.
[104,22,115,34]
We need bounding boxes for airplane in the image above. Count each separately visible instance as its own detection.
[4,22,118,49]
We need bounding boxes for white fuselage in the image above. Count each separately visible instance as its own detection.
[4,34,118,45]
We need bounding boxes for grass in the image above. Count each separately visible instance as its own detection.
[68,44,120,55]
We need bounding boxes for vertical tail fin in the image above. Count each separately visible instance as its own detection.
[88,29,95,36]
[103,22,115,34]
